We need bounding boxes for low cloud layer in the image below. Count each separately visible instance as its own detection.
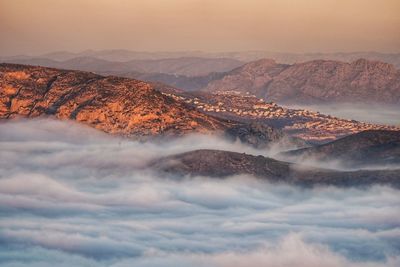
[288,103,400,126]
[0,119,399,267]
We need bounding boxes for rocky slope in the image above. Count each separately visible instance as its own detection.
[205,58,400,104]
[281,130,400,168]
[152,149,400,187]
[0,63,234,137]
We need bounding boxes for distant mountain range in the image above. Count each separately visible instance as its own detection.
[3,49,400,67]
[219,51,400,69]
[2,53,399,105]
[205,58,400,104]
[0,56,243,77]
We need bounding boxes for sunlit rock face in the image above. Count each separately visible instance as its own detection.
[0,64,232,137]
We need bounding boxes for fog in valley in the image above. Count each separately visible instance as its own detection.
[288,103,400,126]
[0,119,399,267]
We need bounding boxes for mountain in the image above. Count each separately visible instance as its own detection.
[206,51,400,69]
[2,63,399,186]
[154,149,291,180]
[281,130,400,168]
[0,63,305,150]
[2,56,243,77]
[27,50,400,68]
[124,57,243,76]
[39,50,214,61]
[161,90,399,143]
[152,149,400,187]
[106,71,225,91]
[4,55,399,102]
[204,58,400,105]
[2,63,397,144]
[0,63,232,137]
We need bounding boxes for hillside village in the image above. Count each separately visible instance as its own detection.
[163,90,399,142]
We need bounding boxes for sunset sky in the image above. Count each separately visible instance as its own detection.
[1,0,399,55]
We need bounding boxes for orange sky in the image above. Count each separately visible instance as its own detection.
[1,0,399,55]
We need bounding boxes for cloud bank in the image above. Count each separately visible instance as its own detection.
[287,103,400,126]
[0,119,399,267]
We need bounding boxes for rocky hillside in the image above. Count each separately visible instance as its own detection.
[281,130,400,168]
[0,63,233,137]
[152,149,400,187]
[205,58,400,104]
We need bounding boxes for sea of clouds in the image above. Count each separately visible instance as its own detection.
[287,103,400,126]
[0,119,399,267]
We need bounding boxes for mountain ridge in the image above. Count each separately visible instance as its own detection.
[3,56,399,105]
[153,149,400,187]
[205,58,400,104]
[0,63,232,137]
[280,130,400,168]
[1,56,243,77]
[4,50,400,67]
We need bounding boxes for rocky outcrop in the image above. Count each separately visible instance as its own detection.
[152,149,400,187]
[0,63,233,137]
[204,59,400,104]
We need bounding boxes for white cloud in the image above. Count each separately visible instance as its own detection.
[0,118,399,266]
